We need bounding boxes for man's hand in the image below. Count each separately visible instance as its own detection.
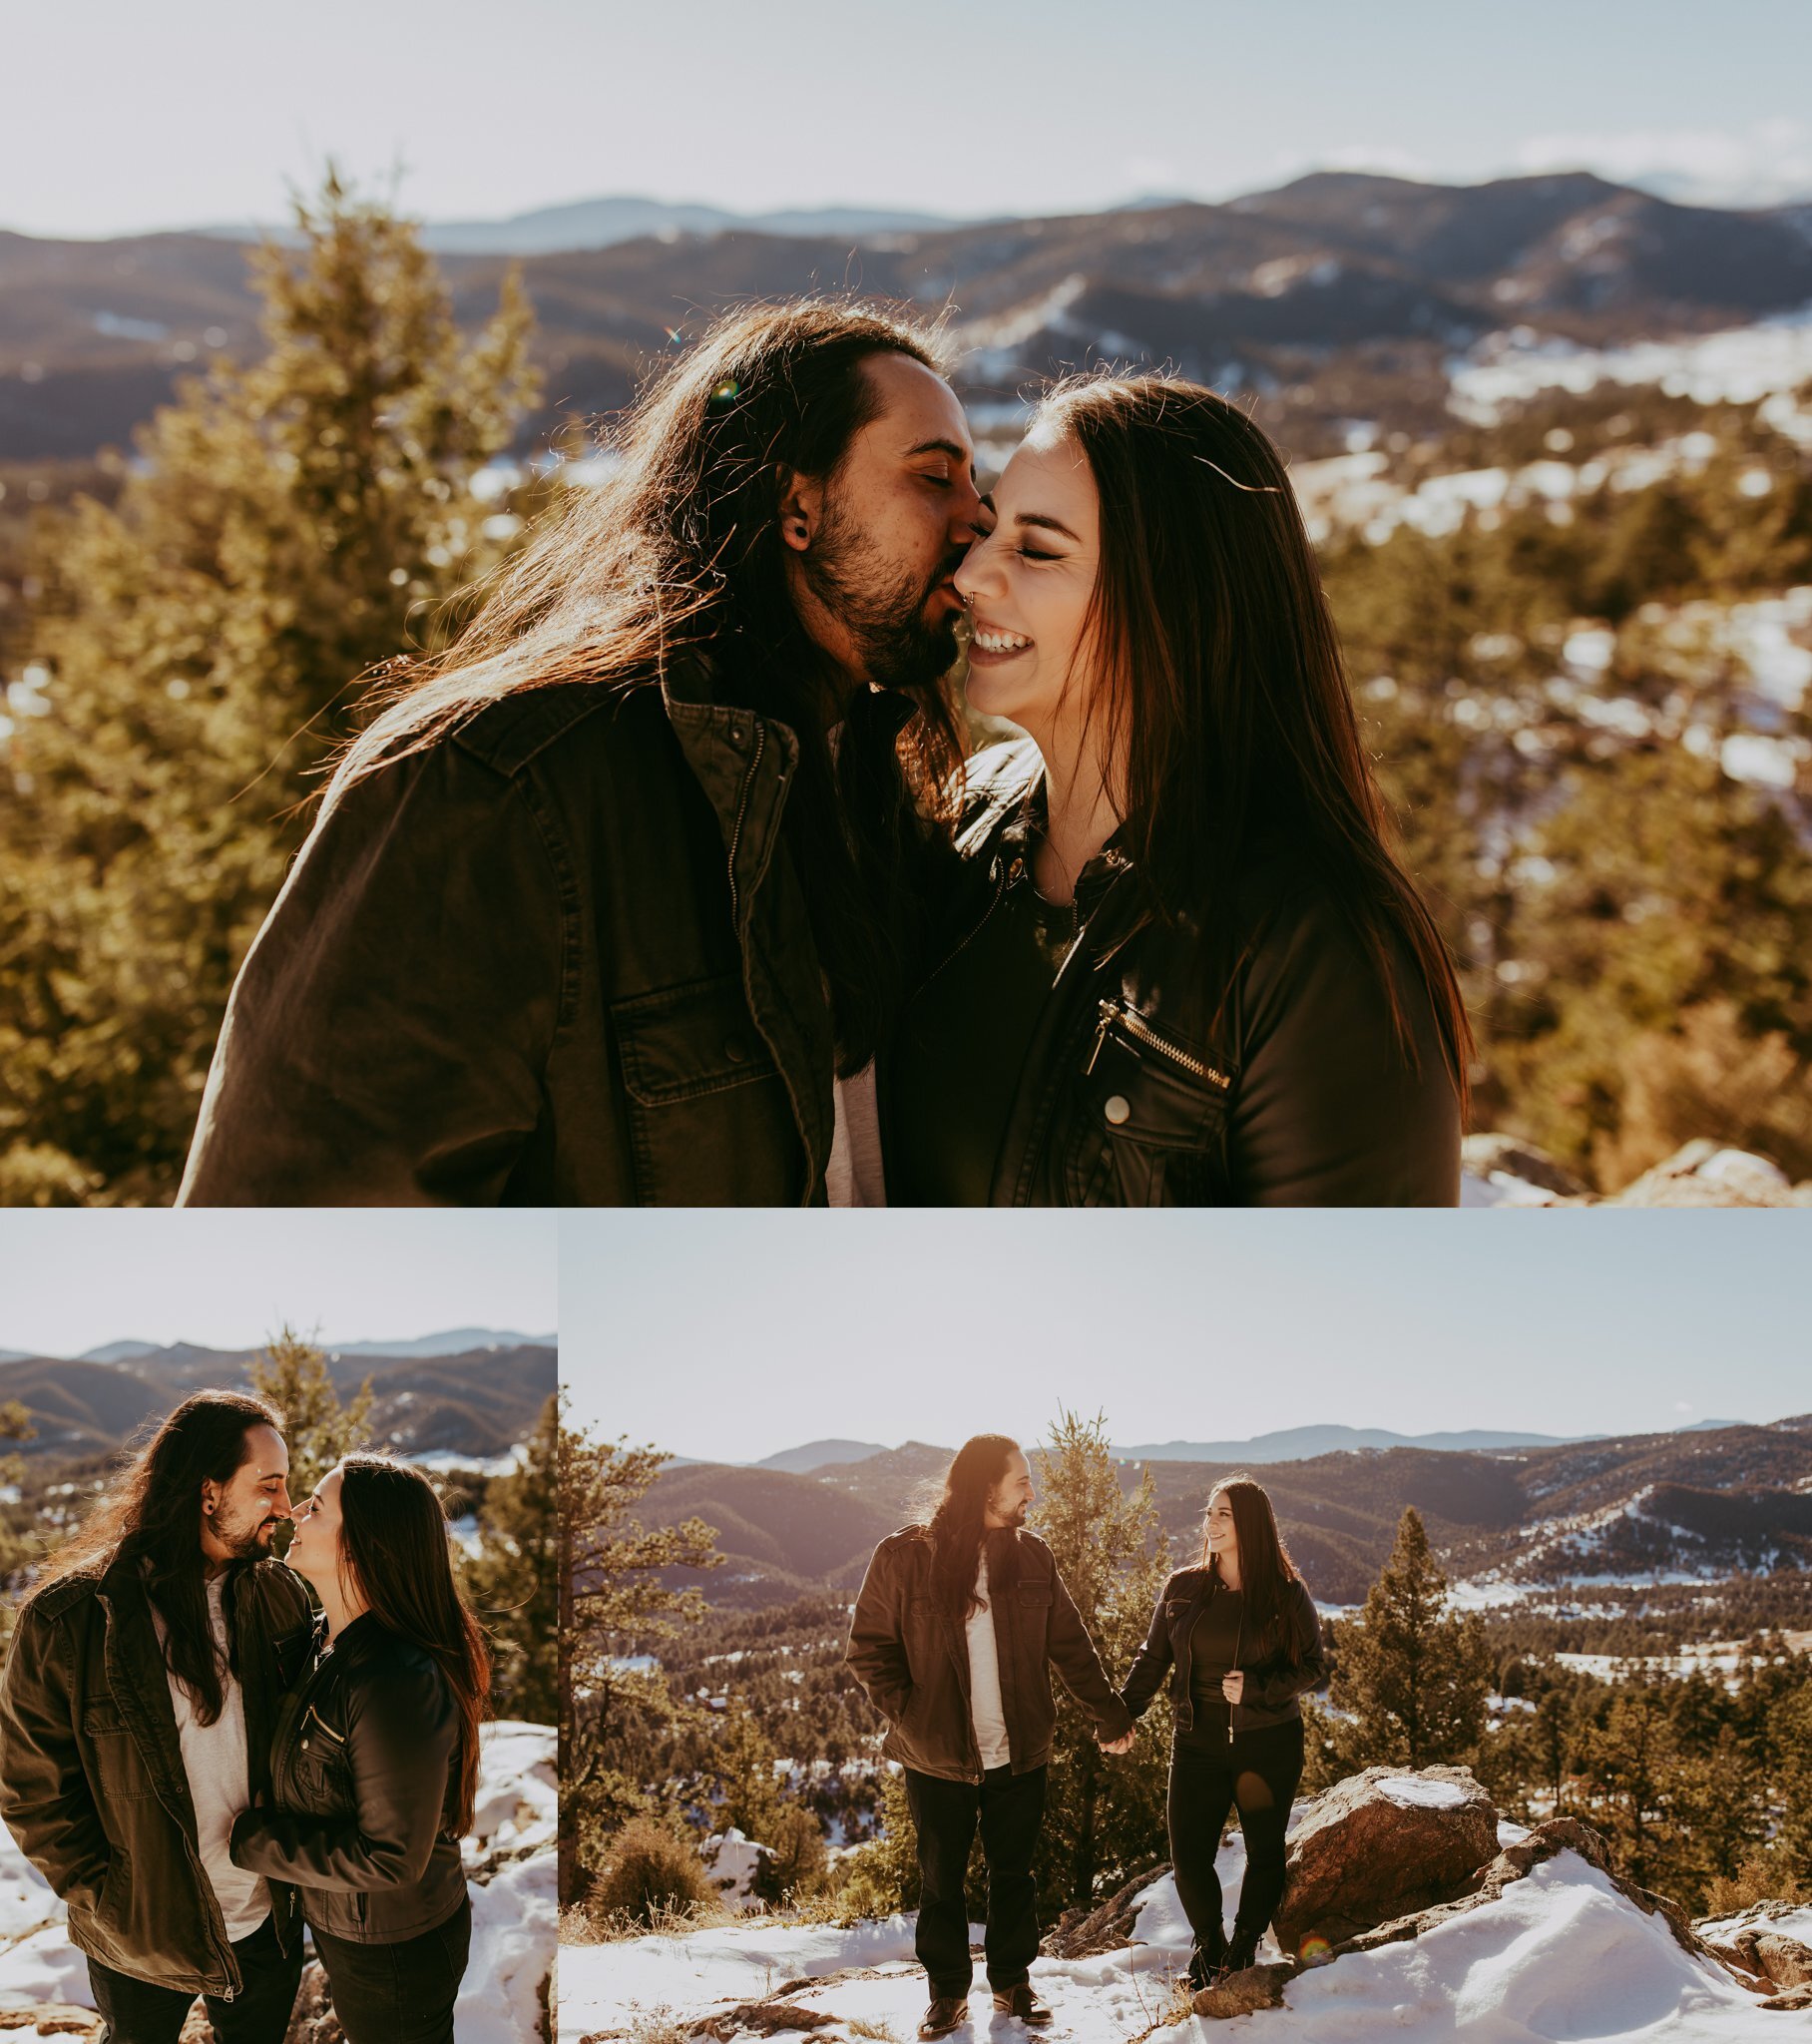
[1221,1670,1245,1705]
[1098,1730,1135,1756]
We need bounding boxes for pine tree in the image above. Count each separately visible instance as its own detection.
[712,1703,784,1844]
[0,169,538,1204]
[462,1393,557,1725]
[247,1325,373,1503]
[559,1400,720,1903]
[1328,1507,1492,1771]
[0,1400,37,1653]
[1575,1683,1679,1891]
[1030,1411,1172,1910]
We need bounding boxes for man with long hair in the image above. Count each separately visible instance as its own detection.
[847,1436,1132,2039]
[0,1391,313,2043]
[179,298,988,1208]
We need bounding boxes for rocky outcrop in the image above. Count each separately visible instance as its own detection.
[1326,1817,1710,1965]
[1272,1767,1498,1957]
[1192,1809,1793,2019]
[1465,1132,1812,1206]
[0,2009,100,2038]
[1462,1134,1588,1200]
[276,1961,346,2044]
[1189,1963,1296,2018]
[1698,1902,1812,2008]
[1607,1141,1810,1208]
[1042,1859,1169,1959]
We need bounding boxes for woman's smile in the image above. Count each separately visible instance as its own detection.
[969,620,1034,661]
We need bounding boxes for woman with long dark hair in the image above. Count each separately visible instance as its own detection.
[228,1455,490,2044]
[1120,1476,1327,1989]
[883,373,1470,1205]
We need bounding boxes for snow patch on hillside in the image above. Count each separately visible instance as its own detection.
[1449,304,1812,439]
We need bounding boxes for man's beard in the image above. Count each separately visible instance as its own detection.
[213,1502,277,1562]
[801,501,964,695]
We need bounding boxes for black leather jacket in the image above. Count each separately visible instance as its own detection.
[913,741,1461,1205]
[228,1613,466,1944]
[1122,1567,1329,1737]
[179,659,836,1206]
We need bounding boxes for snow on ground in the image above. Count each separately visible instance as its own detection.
[0,1721,555,2044]
[558,1849,1780,2043]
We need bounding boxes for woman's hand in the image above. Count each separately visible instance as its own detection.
[1098,1731,1135,1755]
[1221,1670,1245,1705]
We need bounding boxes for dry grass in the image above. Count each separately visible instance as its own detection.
[564,1895,739,1944]
[623,2009,693,2044]
[843,2023,902,2043]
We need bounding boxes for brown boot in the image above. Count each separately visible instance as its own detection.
[918,1998,969,2040]
[992,1985,1054,2025]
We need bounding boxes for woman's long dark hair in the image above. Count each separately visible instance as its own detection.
[334,1455,491,1836]
[1198,1473,1304,1671]
[326,299,969,1072]
[1031,374,1471,1109]
[44,1390,282,1727]
[918,1433,1021,1622]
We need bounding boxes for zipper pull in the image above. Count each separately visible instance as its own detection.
[1085,998,1118,1077]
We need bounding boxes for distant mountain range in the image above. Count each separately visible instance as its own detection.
[8,170,1812,463]
[648,1416,1812,1608]
[737,1420,1750,1475]
[198,197,964,256]
[0,1335,556,1463]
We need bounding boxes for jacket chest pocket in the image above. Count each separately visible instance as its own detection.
[81,1700,153,1800]
[611,971,799,1205]
[288,1706,352,1806]
[1065,1000,1234,1207]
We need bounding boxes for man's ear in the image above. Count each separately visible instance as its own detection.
[200,1478,222,1520]
[775,467,824,554]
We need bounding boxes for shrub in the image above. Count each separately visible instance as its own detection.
[591,1817,715,1927]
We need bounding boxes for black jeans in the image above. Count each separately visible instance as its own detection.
[87,1913,301,2044]
[905,1765,1047,2000]
[309,1894,471,2044]
[1167,1720,1304,1959]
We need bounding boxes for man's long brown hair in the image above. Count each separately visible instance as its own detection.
[1197,1473,1305,1671]
[1032,374,1472,1107]
[325,300,969,1072]
[334,1455,491,1835]
[916,1433,1021,1622]
[43,1390,283,1727]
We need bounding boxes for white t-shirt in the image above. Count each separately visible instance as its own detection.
[150,1575,271,1940]
[965,1554,1011,1770]
[827,1061,887,1208]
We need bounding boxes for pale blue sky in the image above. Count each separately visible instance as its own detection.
[560,1213,1810,1459]
[0,1211,556,1356]
[7,0,1812,237]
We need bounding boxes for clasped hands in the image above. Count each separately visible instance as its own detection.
[1099,1671,1244,1753]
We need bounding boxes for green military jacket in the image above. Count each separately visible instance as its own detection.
[179,661,834,1205]
[0,1555,313,1998]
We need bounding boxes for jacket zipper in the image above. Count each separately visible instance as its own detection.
[724,722,766,928]
[1087,997,1231,1089]
[919,851,1021,992]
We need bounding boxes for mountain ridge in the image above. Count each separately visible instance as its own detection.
[0,1338,556,1461]
[8,169,1812,463]
[647,1415,1812,1608]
